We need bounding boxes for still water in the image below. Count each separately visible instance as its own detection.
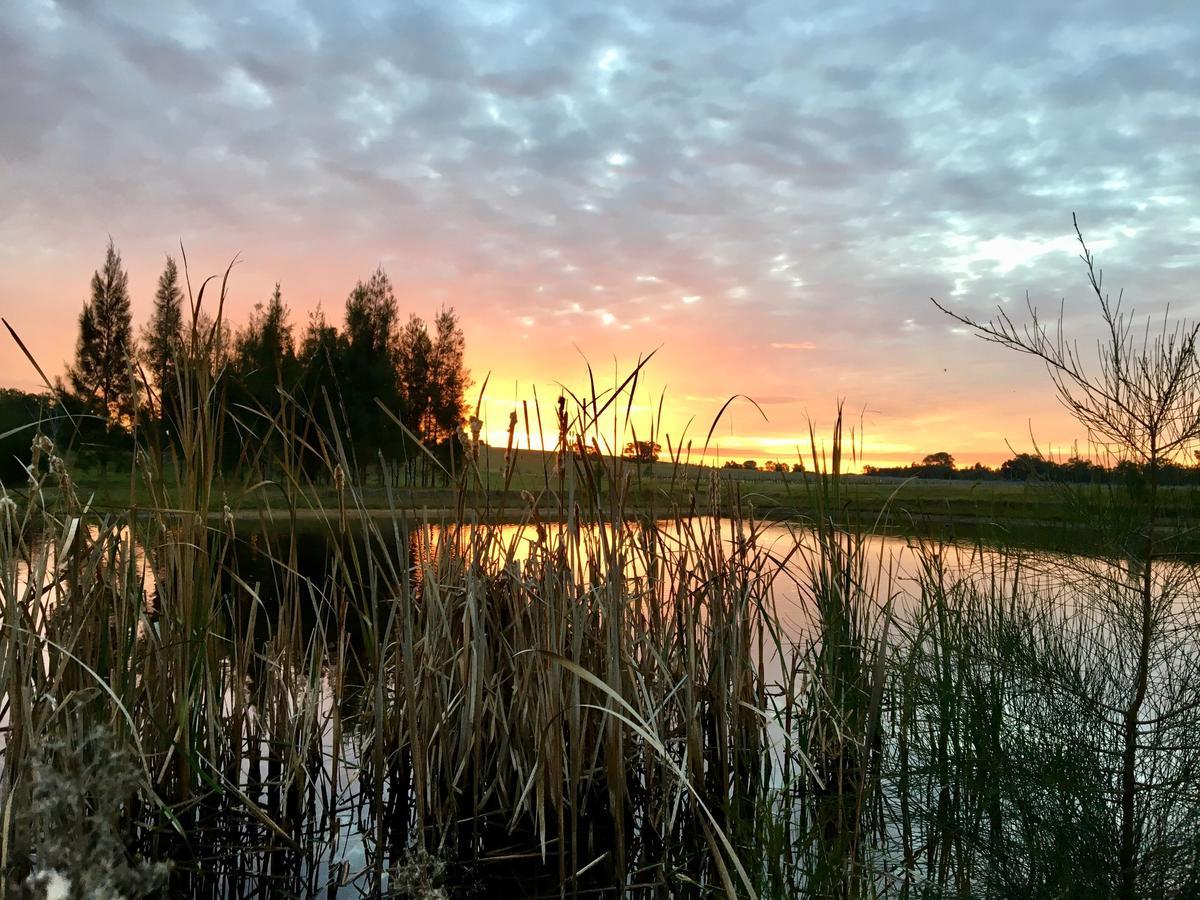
[7,516,1139,896]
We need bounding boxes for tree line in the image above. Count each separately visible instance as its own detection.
[7,239,469,485]
[863,450,1200,484]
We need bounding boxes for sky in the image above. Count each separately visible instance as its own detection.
[2,0,1199,467]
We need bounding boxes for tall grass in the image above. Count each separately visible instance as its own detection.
[4,249,1200,898]
[0,278,783,896]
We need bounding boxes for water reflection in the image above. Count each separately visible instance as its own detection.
[5,516,1138,897]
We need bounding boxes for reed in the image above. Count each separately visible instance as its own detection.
[4,244,1200,899]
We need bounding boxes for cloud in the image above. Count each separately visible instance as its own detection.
[1,0,1199,462]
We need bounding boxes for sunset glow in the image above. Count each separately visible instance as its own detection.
[3,2,1199,469]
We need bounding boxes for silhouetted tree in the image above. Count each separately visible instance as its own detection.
[141,256,184,422]
[622,441,661,464]
[295,304,342,479]
[235,284,296,376]
[935,216,1200,897]
[429,307,469,445]
[229,283,298,472]
[69,238,137,426]
[342,268,403,480]
[921,451,955,468]
[398,313,434,480]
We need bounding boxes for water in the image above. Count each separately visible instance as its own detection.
[4,515,1147,897]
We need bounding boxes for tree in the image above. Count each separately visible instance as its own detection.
[397,313,434,438]
[295,305,342,479]
[235,284,296,374]
[141,256,185,424]
[622,441,661,464]
[344,268,400,360]
[227,284,298,473]
[935,217,1200,898]
[69,238,137,425]
[429,307,469,445]
[742,460,758,470]
[921,451,955,468]
[342,268,403,479]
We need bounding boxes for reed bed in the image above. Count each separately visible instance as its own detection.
[4,265,1200,899]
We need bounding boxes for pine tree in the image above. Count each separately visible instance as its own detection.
[141,255,184,421]
[296,304,342,479]
[342,267,403,478]
[344,267,399,357]
[430,307,469,444]
[70,238,137,425]
[229,283,298,473]
[235,282,296,376]
[398,314,434,440]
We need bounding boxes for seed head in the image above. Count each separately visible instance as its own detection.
[0,492,16,526]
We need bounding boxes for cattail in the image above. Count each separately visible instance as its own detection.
[504,410,518,466]
[136,448,153,481]
[554,396,568,478]
[469,415,483,459]
[30,433,53,481]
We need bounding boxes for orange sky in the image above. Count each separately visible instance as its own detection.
[3,1,1197,470]
[0,231,1092,470]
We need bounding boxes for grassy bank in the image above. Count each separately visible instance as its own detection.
[54,455,1200,558]
[8,413,1200,897]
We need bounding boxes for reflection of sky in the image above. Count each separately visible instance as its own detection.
[420,518,1086,639]
[3,1,1199,466]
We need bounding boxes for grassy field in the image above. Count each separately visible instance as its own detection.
[56,444,1200,558]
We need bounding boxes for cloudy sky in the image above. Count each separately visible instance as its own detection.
[2,0,1199,465]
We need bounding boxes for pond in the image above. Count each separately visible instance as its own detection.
[4,513,1166,897]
